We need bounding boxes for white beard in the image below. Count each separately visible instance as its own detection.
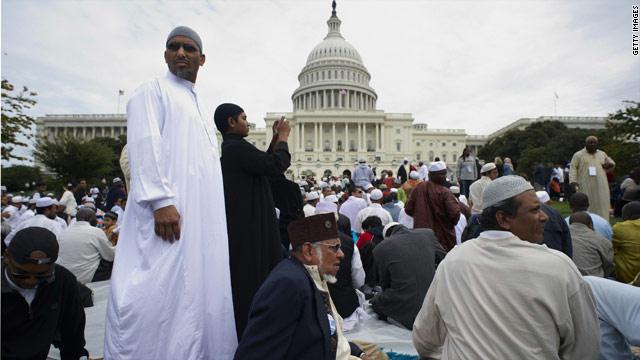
[322,274,338,284]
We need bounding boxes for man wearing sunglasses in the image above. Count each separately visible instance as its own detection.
[236,213,372,359]
[2,227,89,359]
[105,26,237,359]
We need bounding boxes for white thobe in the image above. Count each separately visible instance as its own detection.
[354,203,394,233]
[469,176,492,214]
[16,209,34,227]
[4,214,63,246]
[58,190,78,217]
[303,203,316,217]
[104,72,237,359]
[569,149,614,220]
[3,205,22,229]
[58,221,115,284]
[339,196,367,232]
[418,164,429,181]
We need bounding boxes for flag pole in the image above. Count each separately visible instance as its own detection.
[117,90,124,113]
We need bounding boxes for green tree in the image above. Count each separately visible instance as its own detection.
[478,120,612,178]
[0,165,41,192]
[1,79,38,161]
[34,136,115,182]
[604,100,640,176]
[90,135,126,180]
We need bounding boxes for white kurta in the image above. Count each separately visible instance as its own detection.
[569,148,614,220]
[59,221,116,284]
[104,72,237,359]
[413,231,600,360]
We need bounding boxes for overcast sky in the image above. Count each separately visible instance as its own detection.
[2,0,639,164]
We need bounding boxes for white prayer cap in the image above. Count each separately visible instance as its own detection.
[11,196,23,203]
[428,161,447,172]
[51,199,59,206]
[358,157,367,163]
[35,197,54,208]
[365,183,374,190]
[450,186,460,194]
[482,175,533,210]
[409,171,420,180]
[83,202,96,210]
[390,188,398,193]
[82,196,95,203]
[383,222,401,240]
[324,194,339,203]
[370,189,383,201]
[481,162,497,174]
[315,201,338,215]
[46,193,55,197]
[536,191,550,204]
[306,191,320,201]
[90,187,100,194]
[29,198,37,204]
[318,181,329,189]
[113,177,122,183]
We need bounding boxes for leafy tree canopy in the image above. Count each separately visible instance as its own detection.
[1,79,38,161]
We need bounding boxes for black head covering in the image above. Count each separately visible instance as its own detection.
[214,103,244,134]
[8,227,59,265]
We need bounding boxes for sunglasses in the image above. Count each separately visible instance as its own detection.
[166,42,199,53]
[315,242,342,253]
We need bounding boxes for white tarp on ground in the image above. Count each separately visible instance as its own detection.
[49,280,418,359]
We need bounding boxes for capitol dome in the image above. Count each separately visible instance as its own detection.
[292,1,377,112]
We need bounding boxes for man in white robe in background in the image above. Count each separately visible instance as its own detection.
[569,136,614,221]
[104,26,237,359]
[4,197,63,246]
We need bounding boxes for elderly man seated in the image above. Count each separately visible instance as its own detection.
[568,211,613,277]
[235,213,383,360]
[371,223,446,330]
[412,176,599,359]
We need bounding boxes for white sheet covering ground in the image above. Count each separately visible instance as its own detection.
[49,281,419,359]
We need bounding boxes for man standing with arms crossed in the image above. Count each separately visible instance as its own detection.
[105,26,237,359]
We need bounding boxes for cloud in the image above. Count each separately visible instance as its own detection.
[2,0,638,164]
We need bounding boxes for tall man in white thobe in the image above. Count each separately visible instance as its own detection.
[105,26,237,359]
[569,136,615,221]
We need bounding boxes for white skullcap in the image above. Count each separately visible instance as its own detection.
[370,189,383,201]
[403,157,409,162]
[305,191,319,201]
[536,191,550,204]
[450,186,460,194]
[35,197,54,208]
[481,162,497,174]
[315,201,338,215]
[390,188,398,193]
[318,181,329,189]
[82,196,95,203]
[428,161,447,172]
[365,183,374,190]
[324,194,339,203]
[83,202,96,210]
[12,196,23,203]
[409,171,420,180]
[113,177,122,183]
[29,198,37,204]
[358,157,367,163]
[482,175,534,210]
[383,222,402,240]
[90,187,100,194]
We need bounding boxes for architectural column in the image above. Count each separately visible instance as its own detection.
[332,123,336,152]
[345,123,349,152]
[319,122,323,151]
[375,123,380,151]
[357,123,361,152]
[314,122,318,150]
[82,127,87,138]
[381,124,385,152]
[300,123,305,151]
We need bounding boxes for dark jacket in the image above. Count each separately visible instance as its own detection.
[541,203,573,258]
[269,174,304,250]
[235,257,333,360]
[371,227,446,329]
[221,134,291,338]
[1,264,88,360]
[328,232,359,318]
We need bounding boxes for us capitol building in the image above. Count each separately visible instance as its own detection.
[35,4,607,179]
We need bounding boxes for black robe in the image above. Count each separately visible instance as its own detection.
[269,174,304,250]
[220,133,291,339]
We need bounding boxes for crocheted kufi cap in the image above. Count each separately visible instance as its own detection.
[482,175,533,210]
